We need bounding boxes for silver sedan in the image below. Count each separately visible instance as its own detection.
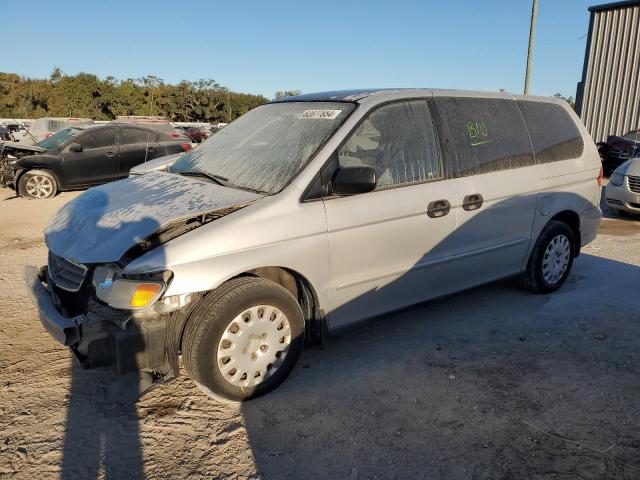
[605,158,640,215]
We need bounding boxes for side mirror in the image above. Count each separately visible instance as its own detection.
[331,165,377,195]
[68,143,83,152]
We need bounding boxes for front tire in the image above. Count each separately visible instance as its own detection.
[18,169,58,199]
[523,220,575,294]
[183,277,305,402]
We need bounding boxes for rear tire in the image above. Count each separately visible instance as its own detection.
[18,170,58,199]
[182,277,305,402]
[523,220,575,294]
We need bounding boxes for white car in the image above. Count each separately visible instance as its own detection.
[17,117,93,145]
[26,89,602,402]
[605,158,640,215]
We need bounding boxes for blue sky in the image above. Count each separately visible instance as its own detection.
[2,0,595,100]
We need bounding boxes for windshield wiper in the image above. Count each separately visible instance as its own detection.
[173,169,269,195]
[176,170,229,186]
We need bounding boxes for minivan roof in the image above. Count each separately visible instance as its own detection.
[274,88,563,105]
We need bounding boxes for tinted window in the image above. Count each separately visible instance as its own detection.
[121,127,156,145]
[337,100,442,190]
[433,97,534,177]
[80,128,116,149]
[517,101,583,163]
[623,130,640,142]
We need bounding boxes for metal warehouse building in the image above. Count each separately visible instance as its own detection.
[576,0,640,142]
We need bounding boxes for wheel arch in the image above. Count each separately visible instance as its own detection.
[178,265,326,354]
[549,210,581,256]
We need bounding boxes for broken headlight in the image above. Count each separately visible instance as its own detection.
[93,266,168,310]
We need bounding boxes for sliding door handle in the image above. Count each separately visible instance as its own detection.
[462,193,483,211]
[427,199,451,218]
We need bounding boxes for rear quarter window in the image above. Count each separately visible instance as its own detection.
[516,101,584,163]
[432,97,534,178]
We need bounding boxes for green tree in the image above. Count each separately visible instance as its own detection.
[274,90,302,100]
[553,93,576,111]
[0,70,268,122]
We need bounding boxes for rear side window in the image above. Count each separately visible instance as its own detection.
[121,127,156,145]
[433,97,534,177]
[80,128,116,149]
[337,100,442,190]
[517,101,584,163]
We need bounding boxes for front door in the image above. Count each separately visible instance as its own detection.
[62,126,119,187]
[322,99,461,328]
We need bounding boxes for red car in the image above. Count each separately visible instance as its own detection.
[183,126,208,143]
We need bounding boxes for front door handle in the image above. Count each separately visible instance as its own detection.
[105,151,115,157]
[462,193,483,211]
[427,199,451,218]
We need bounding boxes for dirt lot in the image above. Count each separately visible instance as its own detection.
[0,186,639,480]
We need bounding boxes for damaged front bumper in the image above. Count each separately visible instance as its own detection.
[24,265,185,377]
[25,265,85,345]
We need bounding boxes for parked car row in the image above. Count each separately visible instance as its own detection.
[1,123,192,198]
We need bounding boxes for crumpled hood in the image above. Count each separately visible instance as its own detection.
[45,171,261,264]
[1,141,47,153]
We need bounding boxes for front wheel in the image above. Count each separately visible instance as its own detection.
[18,170,58,199]
[182,277,305,402]
[523,220,575,294]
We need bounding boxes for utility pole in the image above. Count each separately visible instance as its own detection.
[524,0,538,95]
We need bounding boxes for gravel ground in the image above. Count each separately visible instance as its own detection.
[0,186,639,480]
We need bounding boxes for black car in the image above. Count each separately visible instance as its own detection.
[1,124,192,199]
[598,129,640,176]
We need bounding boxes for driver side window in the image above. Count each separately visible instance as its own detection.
[79,128,116,150]
[337,100,442,190]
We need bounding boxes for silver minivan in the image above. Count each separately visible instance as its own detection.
[26,89,602,401]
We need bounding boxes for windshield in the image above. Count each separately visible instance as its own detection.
[623,131,640,142]
[170,102,355,193]
[36,128,83,150]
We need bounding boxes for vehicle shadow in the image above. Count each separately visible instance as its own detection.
[235,190,633,478]
[240,253,640,479]
[54,187,164,480]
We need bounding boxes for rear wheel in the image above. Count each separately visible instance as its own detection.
[523,220,575,294]
[182,277,304,402]
[18,170,58,199]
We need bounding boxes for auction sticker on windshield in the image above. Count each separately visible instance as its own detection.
[300,109,343,119]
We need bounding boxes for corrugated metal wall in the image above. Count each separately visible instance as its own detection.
[577,2,640,142]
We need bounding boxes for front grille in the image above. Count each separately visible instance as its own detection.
[48,252,88,292]
[628,175,640,193]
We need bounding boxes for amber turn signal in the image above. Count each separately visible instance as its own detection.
[129,283,162,308]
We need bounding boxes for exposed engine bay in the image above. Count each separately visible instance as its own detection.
[0,142,46,188]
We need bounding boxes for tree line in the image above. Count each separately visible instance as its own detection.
[0,69,270,123]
